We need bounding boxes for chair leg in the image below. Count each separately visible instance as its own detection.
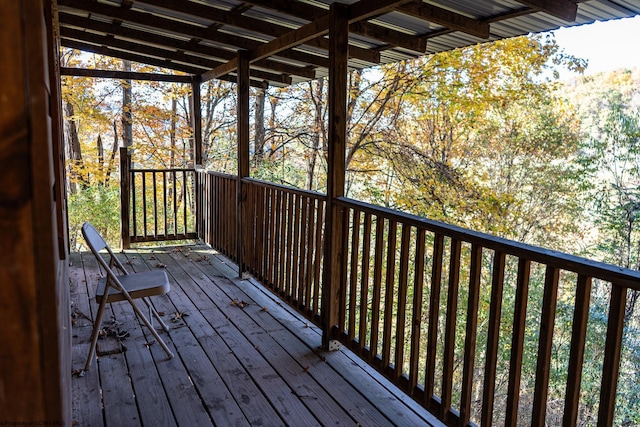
[83,296,109,372]
[143,297,170,332]
[127,296,174,359]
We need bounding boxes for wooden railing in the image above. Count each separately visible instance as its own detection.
[191,168,639,425]
[335,197,638,427]
[198,170,237,261]
[120,149,197,247]
[243,178,326,322]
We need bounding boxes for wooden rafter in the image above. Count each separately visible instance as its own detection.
[58,13,316,79]
[398,2,490,39]
[244,0,427,52]
[203,0,414,82]
[58,0,377,66]
[517,0,578,21]
[60,67,193,82]
[60,27,292,84]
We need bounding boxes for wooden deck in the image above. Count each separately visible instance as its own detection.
[69,244,443,427]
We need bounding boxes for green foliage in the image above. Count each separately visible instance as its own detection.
[67,184,121,250]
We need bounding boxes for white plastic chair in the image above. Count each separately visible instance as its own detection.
[81,222,174,372]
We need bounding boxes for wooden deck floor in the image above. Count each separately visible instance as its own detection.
[69,244,443,427]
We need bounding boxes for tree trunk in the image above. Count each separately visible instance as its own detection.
[171,97,177,168]
[306,79,326,191]
[96,134,104,184]
[254,86,266,166]
[105,120,119,185]
[64,100,84,193]
[122,60,133,148]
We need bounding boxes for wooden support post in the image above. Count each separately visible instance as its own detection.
[190,78,203,238]
[237,50,250,277]
[120,147,131,249]
[321,2,348,349]
[191,78,203,167]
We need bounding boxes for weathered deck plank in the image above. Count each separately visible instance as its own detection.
[70,244,444,427]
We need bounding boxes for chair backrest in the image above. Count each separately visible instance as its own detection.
[81,222,128,276]
[82,222,108,253]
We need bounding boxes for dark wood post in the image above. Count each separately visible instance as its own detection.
[321,2,348,348]
[191,77,203,167]
[120,146,131,249]
[237,50,250,277]
[191,77,203,238]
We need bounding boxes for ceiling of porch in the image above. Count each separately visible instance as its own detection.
[57,0,640,87]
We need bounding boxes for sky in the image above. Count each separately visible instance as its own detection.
[550,15,640,78]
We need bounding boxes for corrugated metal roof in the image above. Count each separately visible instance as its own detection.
[57,0,640,86]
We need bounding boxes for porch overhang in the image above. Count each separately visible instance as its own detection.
[57,0,640,87]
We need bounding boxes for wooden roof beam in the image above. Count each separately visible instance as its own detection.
[58,0,376,65]
[61,38,206,75]
[60,38,266,87]
[398,2,490,39]
[244,0,426,53]
[203,0,414,82]
[59,12,316,79]
[516,0,578,21]
[61,27,293,85]
[60,67,194,83]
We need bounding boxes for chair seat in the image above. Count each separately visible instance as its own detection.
[97,269,170,304]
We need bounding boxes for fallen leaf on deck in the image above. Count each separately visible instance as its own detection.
[230,298,250,308]
[149,255,157,260]
[156,263,167,268]
[261,306,268,312]
[172,311,189,322]
[144,340,156,348]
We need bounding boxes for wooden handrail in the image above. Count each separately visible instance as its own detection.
[336,197,640,289]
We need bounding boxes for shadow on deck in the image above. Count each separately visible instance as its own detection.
[69,244,443,426]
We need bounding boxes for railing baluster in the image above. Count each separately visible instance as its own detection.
[303,197,315,313]
[257,183,265,278]
[359,212,373,353]
[395,223,411,381]
[163,172,168,237]
[348,209,361,342]
[313,199,324,319]
[291,194,302,305]
[425,233,444,408]
[532,266,560,426]
[506,258,531,425]
[153,171,158,239]
[382,220,398,370]
[285,192,294,300]
[182,170,187,238]
[131,171,137,239]
[172,170,178,237]
[272,190,284,292]
[441,238,461,420]
[409,228,426,395]
[563,274,593,427]
[481,251,506,427]
[597,284,627,427]
[460,243,482,425]
[297,196,308,307]
[370,215,385,363]
[267,186,276,287]
[142,172,148,238]
[279,192,289,299]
